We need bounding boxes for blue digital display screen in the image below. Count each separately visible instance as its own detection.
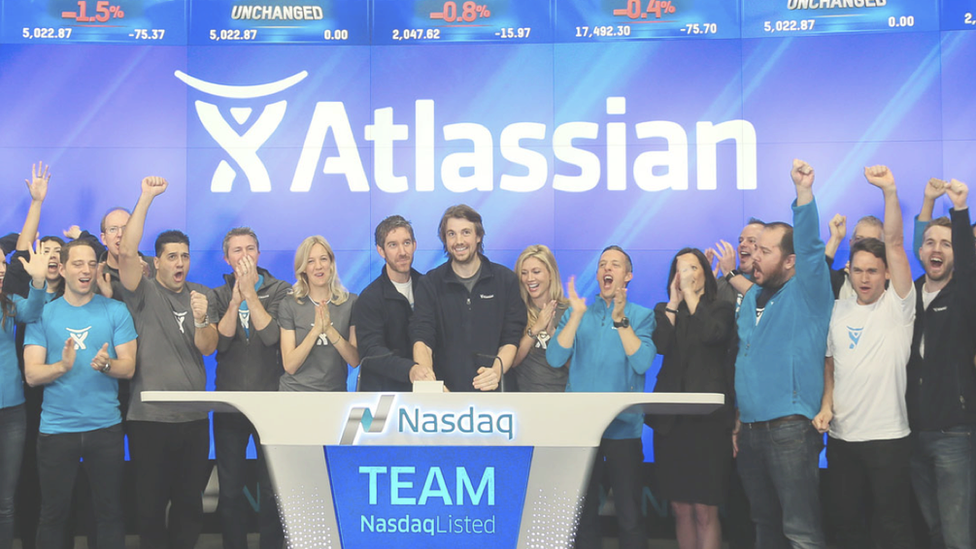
[325,446,532,548]
[0,0,973,467]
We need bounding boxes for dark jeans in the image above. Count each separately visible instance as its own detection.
[575,437,646,549]
[0,405,26,549]
[128,419,211,549]
[911,426,976,549]
[826,435,913,549]
[213,413,282,549]
[737,417,825,549]
[35,424,124,549]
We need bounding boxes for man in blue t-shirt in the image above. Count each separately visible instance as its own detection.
[24,239,137,549]
[547,245,656,549]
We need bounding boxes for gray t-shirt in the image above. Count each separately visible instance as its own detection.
[122,277,217,422]
[458,265,481,294]
[514,307,569,392]
[278,294,357,392]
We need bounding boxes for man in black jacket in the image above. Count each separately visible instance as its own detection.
[212,227,290,549]
[410,204,526,392]
[907,178,976,549]
[353,215,432,391]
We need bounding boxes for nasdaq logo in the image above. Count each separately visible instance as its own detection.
[340,394,396,445]
[179,70,758,195]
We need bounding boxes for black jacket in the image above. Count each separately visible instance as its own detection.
[212,267,291,392]
[352,267,422,392]
[410,256,526,392]
[648,298,736,433]
[907,207,976,431]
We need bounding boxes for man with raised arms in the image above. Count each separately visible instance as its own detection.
[353,215,432,391]
[410,204,525,392]
[546,245,655,549]
[733,159,833,549]
[211,227,289,549]
[812,166,914,548]
[907,177,976,549]
[118,176,218,549]
[24,239,137,549]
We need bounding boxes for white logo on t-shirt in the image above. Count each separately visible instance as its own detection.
[847,326,863,350]
[239,308,250,330]
[312,323,329,346]
[174,311,188,334]
[66,326,92,350]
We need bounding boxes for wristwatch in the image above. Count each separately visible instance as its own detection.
[100,361,111,373]
[725,269,742,283]
[613,317,630,329]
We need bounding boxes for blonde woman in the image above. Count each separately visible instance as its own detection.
[512,245,569,392]
[278,236,358,391]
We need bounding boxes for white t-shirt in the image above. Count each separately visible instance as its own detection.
[826,285,916,442]
[392,278,414,308]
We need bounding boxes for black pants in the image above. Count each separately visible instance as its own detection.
[826,435,914,549]
[127,420,211,549]
[575,437,646,549]
[213,413,282,549]
[35,425,124,549]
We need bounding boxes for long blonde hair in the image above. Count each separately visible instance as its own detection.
[515,244,568,330]
[292,235,350,305]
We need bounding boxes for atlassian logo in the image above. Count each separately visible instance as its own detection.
[66,326,92,350]
[341,395,396,445]
[177,70,758,194]
[847,326,863,350]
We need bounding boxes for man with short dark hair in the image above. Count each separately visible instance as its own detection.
[211,226,288,549]
[353,215,432,391]
[824,214,885,299]
[547,245,655,549]
[410,204,525,392]
[24,239,137,549]
[119,176,218,549]
[813,166,915,549]
[907,177,976,549]
[733,159,833,549]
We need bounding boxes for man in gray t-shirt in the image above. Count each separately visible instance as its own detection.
[119,176,218,549]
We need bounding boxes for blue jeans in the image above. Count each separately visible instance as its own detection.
[35,424,125,549]
[736,417,825,549]
[575,438,645,549]
[911,426,976,549]
[0,405,26,549]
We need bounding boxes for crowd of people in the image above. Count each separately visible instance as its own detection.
[0,158,974,549]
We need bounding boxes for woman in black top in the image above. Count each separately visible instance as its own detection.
[651,247,735,549]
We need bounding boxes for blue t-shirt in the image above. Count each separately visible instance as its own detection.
[25,294,138,434]
[0,284,50,409]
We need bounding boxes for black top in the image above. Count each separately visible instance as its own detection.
[649,297,736,434]
[410,256,526,392]
[352,267,423,392]
[907,207,976,431]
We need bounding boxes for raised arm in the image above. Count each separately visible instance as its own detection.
[825,213,846,264]
[120,177,167,292]
[791,158,815,207]
[864,165,912,299]
[915,178,947,259]
[16,162,51,251]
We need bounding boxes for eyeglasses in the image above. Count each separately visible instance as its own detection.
[105,225,126,235]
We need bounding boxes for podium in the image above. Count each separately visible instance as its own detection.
[143,391,723,549]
